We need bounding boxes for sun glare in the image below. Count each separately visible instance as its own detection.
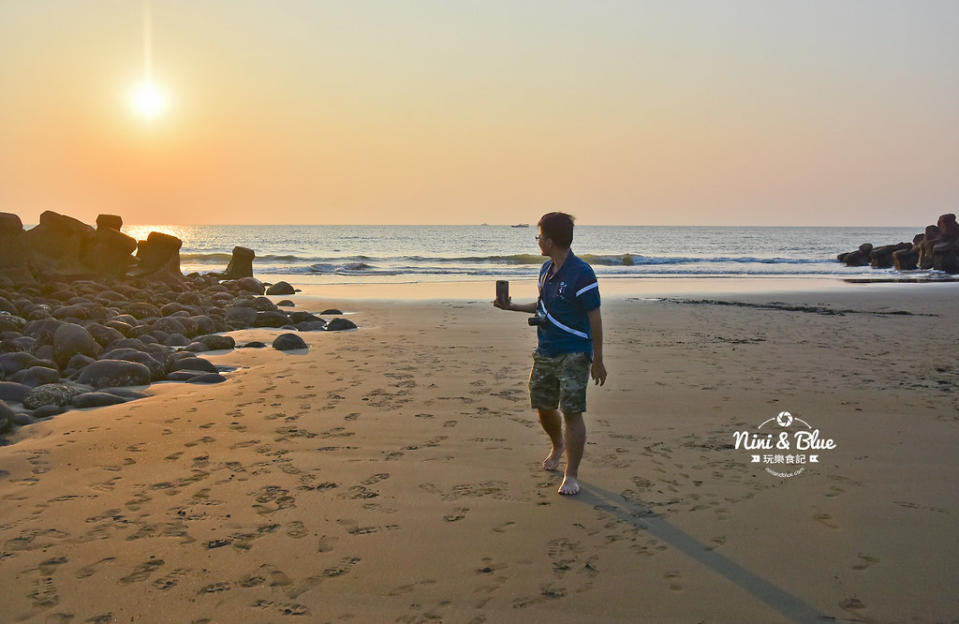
[130,80,168,120]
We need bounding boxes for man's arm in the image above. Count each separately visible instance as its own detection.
[587,307,607,385]
[493,298,538,313]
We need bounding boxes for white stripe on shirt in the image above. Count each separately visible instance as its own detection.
[545,311,589,339]
[576,282,598,297]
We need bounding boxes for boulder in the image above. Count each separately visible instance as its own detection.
[0,314,26,333]
[869,243,911,269]
[53,322,101,367]
[277,300,295,307]
[87,323,126,348]
[0,352,53,376]
[837,244,872,267]
[91,226,137,277]
[72,392,128,408]
[124,302,162,320]
[164,333,190,347]
[100,348,166,380]
[296,321,328,332]
[24,318,63,344]
[224,306,258,327]
[254,311,290,328]
[98,387,148,400]
[152,316,187,335]
[289,311,323,324]
[170,357,217,374]
[237,277,266,295]
[266,281,295,296]
[893,245,919,271]
[0,213,34,285]
[239,341,266,349]
[23,381,91,409]
[321,309,343,315]
[326,318,358,331]
[23,211,97,278]
[77,360,151,389]
[253,297,278,312]
[11,366,60,388]
[0,295,17,315]
[190,315,217,335]
[65,353,97,373]
[96,214,123,231]
[105,320,133,336]
[272,333,308,351]
[53,302,111,322]
[0,400,14,433]
[166,371,205,381]
[186,373,226,384]
[0,381,31,403]
[938,213,958,239]
[131,231,184,281]
[197,335,236,351]
[220,246,256,279]
[932,245,959,274]
[31,404,66,418]
[919,226,942,269]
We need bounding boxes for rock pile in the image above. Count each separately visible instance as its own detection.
[838,214,959,273]
[0,211,358,439]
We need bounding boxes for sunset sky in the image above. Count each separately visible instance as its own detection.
[1,1,957,226]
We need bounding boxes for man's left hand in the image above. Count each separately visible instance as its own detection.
[591,359,607,386]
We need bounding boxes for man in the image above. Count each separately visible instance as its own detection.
[494,212,607,495]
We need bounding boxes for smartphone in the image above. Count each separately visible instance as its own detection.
[496,280,509,304]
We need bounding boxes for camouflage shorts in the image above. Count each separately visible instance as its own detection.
[529,351,591,414]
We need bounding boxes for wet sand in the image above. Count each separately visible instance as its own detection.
[1,283,957,622]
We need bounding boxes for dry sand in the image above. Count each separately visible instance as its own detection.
[1,282,957,623]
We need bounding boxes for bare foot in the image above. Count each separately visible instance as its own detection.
[558,476,580,495]
[543,446,564,471]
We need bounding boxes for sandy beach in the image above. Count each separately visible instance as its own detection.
[1,281,958,623]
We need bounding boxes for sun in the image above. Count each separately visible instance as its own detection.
[129,80,168,120]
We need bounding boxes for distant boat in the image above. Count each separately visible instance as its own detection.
[511,224,529,228]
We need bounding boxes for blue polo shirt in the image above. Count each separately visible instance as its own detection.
[536,251,601,358]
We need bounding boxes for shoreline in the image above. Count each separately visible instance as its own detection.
[275,274,959,302]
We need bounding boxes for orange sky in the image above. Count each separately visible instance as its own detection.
[1,1,957,226]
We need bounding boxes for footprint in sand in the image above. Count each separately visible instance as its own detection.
[852,553,879,570]
[27,576,59,607]
[36,556,69,575]
[814,513,839,529]
[360,473,390,486]
[152,568,190,591]
[75,557,117,579]
[840,597,866,610]
[316,535,337,553]
[119,559,165,584]
[286,521,308,539]
[663,570,683,591]
[197,581,232,594]
[443,507,469,522]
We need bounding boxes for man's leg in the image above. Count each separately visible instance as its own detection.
[538,408,564,471]
[558,411,585,495]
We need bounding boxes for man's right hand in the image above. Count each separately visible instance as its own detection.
[492,297,512,311]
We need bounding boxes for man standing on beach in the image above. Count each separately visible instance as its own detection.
[494,212,607,495]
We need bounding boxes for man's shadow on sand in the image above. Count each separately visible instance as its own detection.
[571,485,834,624]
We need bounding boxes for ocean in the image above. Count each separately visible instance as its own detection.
[121,224,928,286]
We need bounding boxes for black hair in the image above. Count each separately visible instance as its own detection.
[537,212,575,249]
